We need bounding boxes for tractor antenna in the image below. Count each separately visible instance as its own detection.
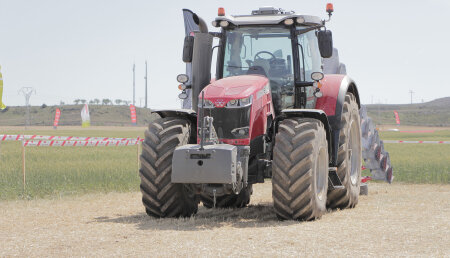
[199,91,205,150]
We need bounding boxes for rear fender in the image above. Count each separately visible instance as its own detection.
[278,109,332,160]
[315,75,361,166]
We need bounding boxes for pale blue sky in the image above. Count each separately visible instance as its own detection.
[1,0,449,108]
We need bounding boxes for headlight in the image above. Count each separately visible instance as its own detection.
[227,99,238,107]
[198,99,214,108]
[239,96,252,106]
[219,20,229,27]
[283,18,294,26]
[231,126,249,137]
[296,17,305,24]
[176,74,189,83]
[226,96,252,108]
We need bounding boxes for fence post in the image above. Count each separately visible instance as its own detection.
[22,140,26,193]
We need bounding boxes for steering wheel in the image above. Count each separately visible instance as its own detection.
[254,51,276,61]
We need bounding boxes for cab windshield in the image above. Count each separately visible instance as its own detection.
[222,26,295,111]
[223,26,294,83]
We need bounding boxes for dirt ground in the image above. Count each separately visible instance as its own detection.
[1,183,449,257]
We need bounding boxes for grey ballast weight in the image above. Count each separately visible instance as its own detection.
[172,144,248,184]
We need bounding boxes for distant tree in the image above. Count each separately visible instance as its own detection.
[94,99,100,105]
[80,99,86,104]
[89,100,95,105]
[102,99,110,105]
[74,99,81,105]
[60,101,65,105]
[41,103,47,108]
[123,100,131,105]
[115,99,122,105]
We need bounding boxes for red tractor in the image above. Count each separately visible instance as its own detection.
[139,5,362,220]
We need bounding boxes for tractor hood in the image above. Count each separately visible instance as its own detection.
[201,75,269,108]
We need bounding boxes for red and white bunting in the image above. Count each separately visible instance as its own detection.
[0,134,143,142]
[383,140,450,144]
[22,139,141,147]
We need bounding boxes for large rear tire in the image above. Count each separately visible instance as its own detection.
[272,118,329,220]
[327,93,362,209]
[139,117,198,218]
[200,185,252,209]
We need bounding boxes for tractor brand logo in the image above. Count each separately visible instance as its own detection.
[214,99,225,107]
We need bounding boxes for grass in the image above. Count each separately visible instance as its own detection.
[375,129,450,184]
[0,127,145,200]
[0,126,449,200]
[382,144,449,183]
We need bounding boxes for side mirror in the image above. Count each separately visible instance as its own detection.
[182,36,194,63]
[318,30,333,58]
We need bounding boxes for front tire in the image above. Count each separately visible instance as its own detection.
[327,93,362,209]
[139,117,198,218]
[272,118,329,220]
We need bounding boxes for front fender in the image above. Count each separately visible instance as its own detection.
[315,74,360,129]
[152,109,198,143]
[153,109,197,123]
[315,75,361,166]
[279,109,332,160]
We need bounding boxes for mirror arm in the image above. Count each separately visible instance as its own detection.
[295,81,314,87]
[295,25,324,36]
[209,32,222,38]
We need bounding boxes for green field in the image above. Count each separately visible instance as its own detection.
[0,127,449,200]
[0,127,145,200]
[377,129,450,184]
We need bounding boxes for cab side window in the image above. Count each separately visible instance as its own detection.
[298,30,322,81]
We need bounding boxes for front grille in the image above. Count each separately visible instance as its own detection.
[202,106,251,139]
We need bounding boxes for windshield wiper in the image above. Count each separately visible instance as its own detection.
[226,65,250,69]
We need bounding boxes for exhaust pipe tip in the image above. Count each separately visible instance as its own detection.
[193,13,208,33]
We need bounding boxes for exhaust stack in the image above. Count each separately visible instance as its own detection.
[190,13,213,112]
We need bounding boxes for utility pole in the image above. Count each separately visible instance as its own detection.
[409,90,414,104]
[133,63,136,106]
[18,87,36,130]
[144,60,148,108]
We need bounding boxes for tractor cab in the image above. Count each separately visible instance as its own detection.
[179,6,334,114]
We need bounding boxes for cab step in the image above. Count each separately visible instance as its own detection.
[328,167,344,190]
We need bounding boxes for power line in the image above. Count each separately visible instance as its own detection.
[409,90,414,104]
[132,63,136,106]
[144,60,148,108]
[18,87,36,130]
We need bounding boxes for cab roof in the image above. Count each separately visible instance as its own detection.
[215,7,323,27]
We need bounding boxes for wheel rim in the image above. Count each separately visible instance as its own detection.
[348,119,360,185]
[316,146,328,201]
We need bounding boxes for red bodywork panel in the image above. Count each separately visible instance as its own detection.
[199,75,274,145]
[315,74,346,116]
